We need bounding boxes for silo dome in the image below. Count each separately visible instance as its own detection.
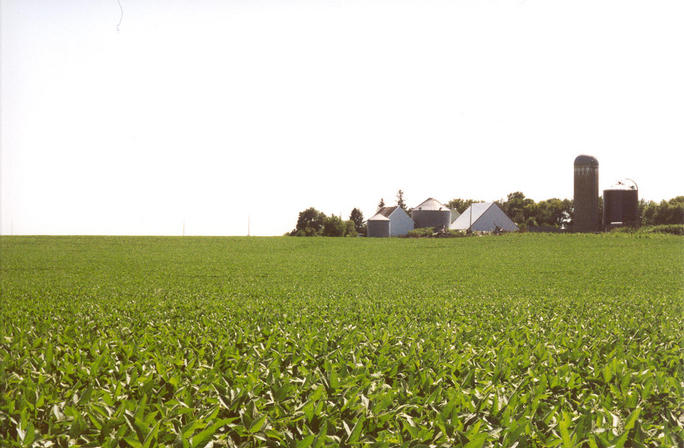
[574,155,599,167]
[411,198,451,230]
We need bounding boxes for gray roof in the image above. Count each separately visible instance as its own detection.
[368,211,390,221]
[450,202,518,232]
[451,202,493,228]
[605,179,637,191]
[413,198,449,211]
[376,206,398,217]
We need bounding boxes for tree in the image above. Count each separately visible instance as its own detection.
[397,190,407,211]
[322,215,346,237]
[349,208,365,235]
[378,198,385,209]
[292,207,326,236]
[344,220,358,237]
[642,197,684,225]
[447,198,479,214]
[500,192,535,226]
[535,198,573,227]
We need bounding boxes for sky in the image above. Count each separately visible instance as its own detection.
[2,0,683,236]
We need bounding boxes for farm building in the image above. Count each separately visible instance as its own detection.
[367,206,414,237]
[411,198,452,230]
[574,155,600,232]
[450,202,518,232]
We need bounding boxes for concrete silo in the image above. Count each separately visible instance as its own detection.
[411,198,451,230]
[573,155,600,232]
[603,179,639,229]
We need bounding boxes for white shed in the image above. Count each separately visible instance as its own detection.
[450,202,518,232]
[367,206,414,237]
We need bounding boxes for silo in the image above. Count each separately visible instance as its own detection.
[603,179,639,229]
[367,213,390,237]
[573,155,600,232]
[411,198,451,230]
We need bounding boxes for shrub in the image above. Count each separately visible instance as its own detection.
[639,224,684,235]
[610,224,684,235]
[407,227,435,238]
[446,229,468,237]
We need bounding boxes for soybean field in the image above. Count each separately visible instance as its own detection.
[0,234,682,447]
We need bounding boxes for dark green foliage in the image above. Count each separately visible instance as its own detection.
[292,207,326,236]
[397,190,407,212]
[446,229,468,237]
[349,208,365,235]
[499,192,537,227]
[322,215,345,237]
[611,224,684,235]
[498,193,573,229]
[451,194,573,229]
[343,220,358,237]
[292,209,359,237]
[534,198,573,227]
[640,197,684,226]
[447,199,479,214]
[407,227,435,238]
[1,234,682,446]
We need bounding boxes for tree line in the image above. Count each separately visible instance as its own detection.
[454,192,683,229]
[289,207,365,237]
[290,192,683,236]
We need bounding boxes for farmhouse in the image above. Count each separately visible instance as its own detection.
[367,206,414,237]
[450,202,518,232]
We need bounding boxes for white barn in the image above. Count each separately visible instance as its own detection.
[367,206,414,237]
[450,202,518,232]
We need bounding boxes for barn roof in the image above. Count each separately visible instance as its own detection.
[376,206,398,218]
[413,198,449,211]
[452,202,494,227]
[450,202,518,231]
[368,211,390,221]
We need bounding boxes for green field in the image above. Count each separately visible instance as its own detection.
[1,234,682,447]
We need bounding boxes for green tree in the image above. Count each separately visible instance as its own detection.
[653,197,684,224]
[292,207,326,236]
[343,220,358,237]
[447,199,479,214]
[349,208,365,235]
[500,192,535,226]
[397,190,407,211]
[535,198,573,227]
[322,215,346,237]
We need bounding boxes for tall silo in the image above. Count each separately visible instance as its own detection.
[573,155,600,232]
[411,198,451,230]
[603,179,639,229]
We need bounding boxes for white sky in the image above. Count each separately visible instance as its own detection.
[2,0,683,236]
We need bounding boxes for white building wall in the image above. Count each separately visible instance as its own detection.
[389,209,415,236]
[472,205,519,232]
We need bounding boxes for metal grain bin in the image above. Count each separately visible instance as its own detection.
[603,179,639,229]
[411,198,451,230]
[367,213,390,237]
[573,155,600,232]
